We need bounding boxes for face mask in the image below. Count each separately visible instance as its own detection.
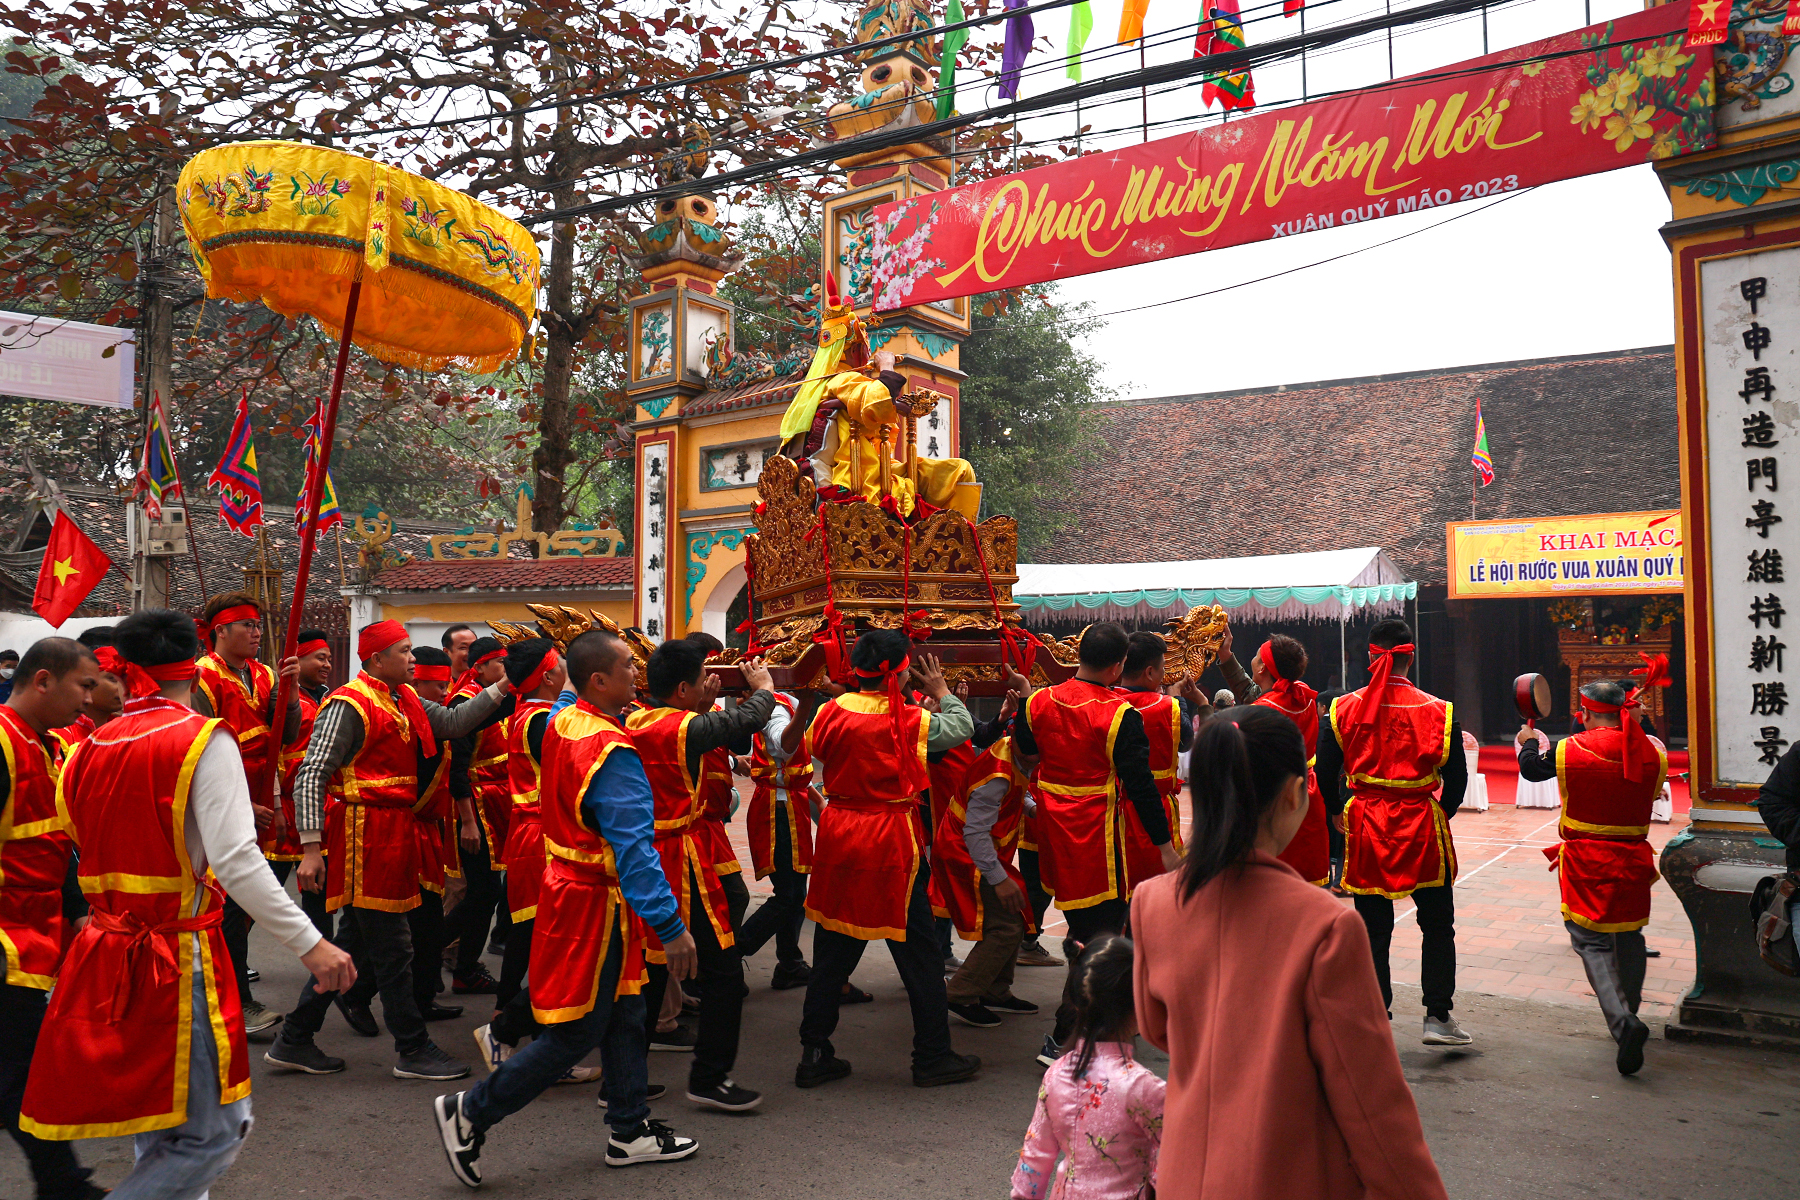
[0,668,14,680]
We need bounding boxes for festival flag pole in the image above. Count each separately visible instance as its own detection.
[257,276,363,810]
[163,399,213,602]
[336,524,349,588]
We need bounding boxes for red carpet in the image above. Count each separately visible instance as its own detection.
[1473,744,1689,811]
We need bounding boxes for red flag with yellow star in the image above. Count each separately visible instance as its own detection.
[33,511,113,628]
[1685,0,1728,46]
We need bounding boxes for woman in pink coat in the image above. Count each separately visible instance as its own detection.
[1131,706,1448,1200]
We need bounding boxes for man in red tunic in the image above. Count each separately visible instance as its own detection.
[793,629,980,1089]
[192,590,303,1038]
[21,610,353,1199]
[1315,618,1469,1046]
[434,628,702,1186]
[1244,635,1331,886]
[625,640,775,1111]
[444,637,510,995]
[1011,622,1177,1064]
[268,620,509,1082]
[0,637,97,1200]
[267,628,335,943]
[1115,632,1202,884]
[1516,676,1666,1074]
[734,688,817,989]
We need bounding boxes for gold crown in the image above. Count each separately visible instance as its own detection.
[491,604,654,692]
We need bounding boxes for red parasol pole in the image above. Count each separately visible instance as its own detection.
[256,277,363,809]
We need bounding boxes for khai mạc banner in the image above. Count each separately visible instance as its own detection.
[869,5,1713,309]
[1446,509,1684,599]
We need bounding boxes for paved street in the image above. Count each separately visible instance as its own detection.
[8,806,1798,1198]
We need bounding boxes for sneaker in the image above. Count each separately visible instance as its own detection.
[554,1063,604,1085]
[453,967,500,995]
[1616,1016,1650,1076]
[335,997,380,1038]
[1422,1013,1473,1046]
[943,953,963,973]
[422,1002,465,1021]
[985,994,1040,1015]
[687,1078,762,1111]
[433,1091,484,1189]
[1015,940,1063,967]
[605,1118,698,1167]
[243,999,281,1036]
[486,935,507,957]
[396,1042,473,1081]
[1035,1035,1064,1068]
[769,960,812,990]
[948,1001,1002,1028]
[597,1083,667,1107]
[794,1046,851,1088]
[264,1034,346,1075]
[246,968,260,983]
[473,1025,513,1074]
[913,1052,981,1088]
[650,1023,698,1052]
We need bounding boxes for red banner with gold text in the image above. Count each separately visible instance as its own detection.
[870,5,1714,310]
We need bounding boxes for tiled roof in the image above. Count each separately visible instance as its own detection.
[677,372,805,419]
[0,486,467,615]
[366,556,632,593]
[1039,346,1680,585]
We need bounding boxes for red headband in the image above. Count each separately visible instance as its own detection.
[518,648,561,696]
[1257,640,1317,714]
[449,647,508,698]
[102,649,196,698]
[1343,642,1415,737]
[297,638,330,658]
[1578,653,1671,783]
[413,664,453,684]
[358,620,409,661]
[207,604,261,637]
[853,655,912,749]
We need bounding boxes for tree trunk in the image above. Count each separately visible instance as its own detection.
[531,211,578,539]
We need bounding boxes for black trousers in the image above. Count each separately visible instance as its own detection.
[346,889,442,1016]
[269,858,334,941]
[489,986,543,1046]
[643,863,748,1091]
[720,869,750,933]
[1355,886,1456,1015]
[736,806,808,964]
[222,893,254,1004]
[1,984,90,1199]
[1017,849,1054,939]
[1051,898,1130,1044]
[800,868,953,1069]
[446,821,503,974]
[281,905,430,1054]
[496,917,534,1010]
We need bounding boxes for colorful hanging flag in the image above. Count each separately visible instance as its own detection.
[1118,0,1152,43]
[1471,399,1495,487]
[1685,0,1729,46]
[1067,0,1094,79]
[132,391,182,521]
[1788,0,1800,37]
[1286,0,1304,13]
[294,400,344,534]
[207,388,265,537]
[936,0,968,120]
[33,510,113,628]
[999,0,1034,100]
[1195,0,1254,111]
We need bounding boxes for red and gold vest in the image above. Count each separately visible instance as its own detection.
[1555,727,1665,841]
[262,689,320,863]
[23,698,248,1138]
[194,653,276,786]
[323,674,422,809]
[506,699,555,817]
[749,693,810,793]
[1025,678,1133,907]
[1329,681,1454,800]
[1118,688,1185,865]
[805,693,931,804]
[625,705,736,951]
[928,741,979,834]
[1253,685,1330,887]
[51,713,95,756]
[456,678,511,839]
[0,703,70,989]
[322,674,428,912]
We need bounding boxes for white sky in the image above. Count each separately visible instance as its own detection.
[974,0,1670,399]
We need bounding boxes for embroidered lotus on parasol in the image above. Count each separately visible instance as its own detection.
[178,141,540,374]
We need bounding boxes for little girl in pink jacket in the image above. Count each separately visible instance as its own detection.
[1012,934,1164,1200]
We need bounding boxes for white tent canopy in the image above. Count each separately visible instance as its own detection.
[1014,547,1416,626]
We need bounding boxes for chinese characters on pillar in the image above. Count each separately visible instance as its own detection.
[637,442,670,643]
[1704,253,1800,781]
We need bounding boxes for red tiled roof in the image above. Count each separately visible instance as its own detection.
[1040,347,1679,585]
[367,556,633,592]
[678,373,805,419]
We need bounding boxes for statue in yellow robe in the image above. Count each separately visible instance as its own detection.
[811,362,979,520]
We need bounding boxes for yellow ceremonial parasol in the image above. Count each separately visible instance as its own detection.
[178,139,540,803]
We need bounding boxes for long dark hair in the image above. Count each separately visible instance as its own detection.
[1067,932,1136,1079]
[1179,705,1308,898]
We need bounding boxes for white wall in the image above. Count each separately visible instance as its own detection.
[0,614,128,655]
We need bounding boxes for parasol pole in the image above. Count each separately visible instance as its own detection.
[257,276,363,811]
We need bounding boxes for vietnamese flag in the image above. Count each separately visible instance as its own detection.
[33,512,113,628]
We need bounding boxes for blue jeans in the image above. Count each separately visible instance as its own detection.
[461,914,649,1134]
[114,951,255,1199]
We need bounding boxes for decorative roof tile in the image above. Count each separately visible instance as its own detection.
[365,556,632,592]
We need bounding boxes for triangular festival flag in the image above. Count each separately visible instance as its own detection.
[33,510,113,628]
[999,0,1034,100]
[1472,399,1495,488]
[1196,0,1255,111]
[1067,0,1094,79]
[936,0,968,120]
[208,388,265,537]
[132,391,182,521]
[294,399,343,534]
[1118,0,1151,44]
